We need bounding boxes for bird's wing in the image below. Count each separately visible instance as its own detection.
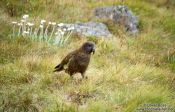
[68,52,91,75]
[77,53,90,65]
[54,50,77,72]
[60,50,77,66]
[68,52,90,67]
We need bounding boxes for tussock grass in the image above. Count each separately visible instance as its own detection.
[1,0,175,111]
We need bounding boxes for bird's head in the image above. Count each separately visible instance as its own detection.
[81,41,96,54]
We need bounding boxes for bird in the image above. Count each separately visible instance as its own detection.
[54,41,95,79]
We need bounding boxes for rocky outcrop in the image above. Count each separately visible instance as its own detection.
[93,5,138,34]
[58,22,113,38]
[58,5,138,38]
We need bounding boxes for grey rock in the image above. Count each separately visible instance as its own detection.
[94,5,139,34]
[58,22,113,38]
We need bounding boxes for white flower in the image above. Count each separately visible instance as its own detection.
[67,28,71,31]
[23,31,29,34]
[60,31,65,35]
[39,25,43,28]
[17,23,22,26]
[57,23,64,27]
[21,19,26,23]
[51,22,56,25]
[55,32,58,35]
[63,28,67,31]
[40,19,46,24]
[23,14,29,19]
[27,22,34,26]
[67,26,75,31]
[12,21,17,24]
[70,26,75,30]
[48,21,52,24]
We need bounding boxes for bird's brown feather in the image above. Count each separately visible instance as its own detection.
[54,41,95,78]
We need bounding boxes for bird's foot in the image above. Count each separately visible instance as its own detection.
[82,76,88,79]
[70,75,74,80]
[84,76,88,79]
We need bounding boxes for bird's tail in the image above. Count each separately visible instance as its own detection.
[53,64,64,72]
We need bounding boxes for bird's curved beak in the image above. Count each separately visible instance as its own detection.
[91,48,95,54]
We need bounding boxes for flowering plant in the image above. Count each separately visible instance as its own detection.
[11,14,74,46]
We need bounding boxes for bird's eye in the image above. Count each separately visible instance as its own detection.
[87,44,90,47]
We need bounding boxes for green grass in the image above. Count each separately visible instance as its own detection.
[0,0,175,112]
